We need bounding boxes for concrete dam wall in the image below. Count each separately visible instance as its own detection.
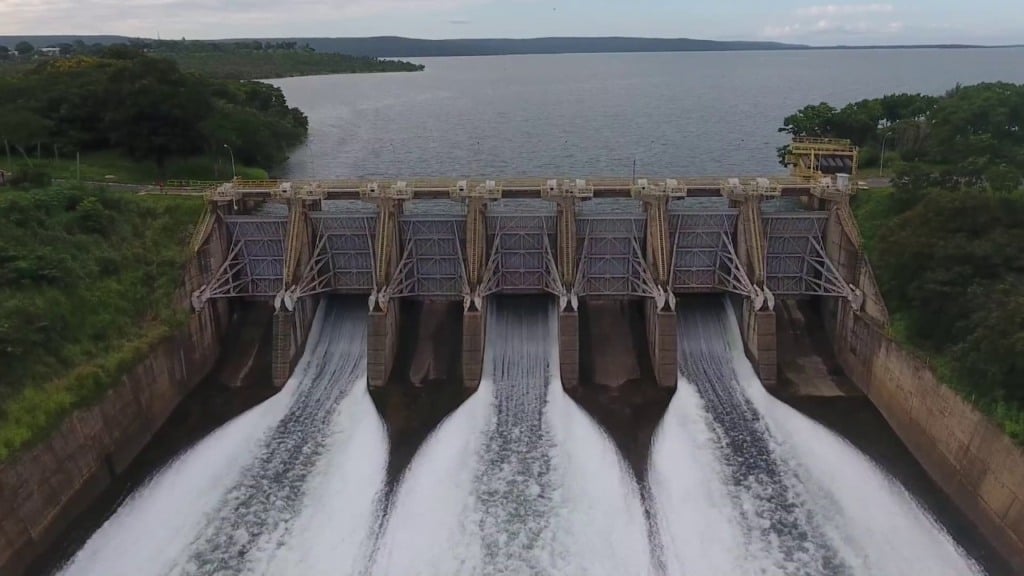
[0,252,232,575]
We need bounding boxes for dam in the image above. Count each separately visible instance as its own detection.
[6,138,1013,575]
[187,139,876,394]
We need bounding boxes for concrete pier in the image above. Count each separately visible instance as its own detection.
[462,307,484,390]
[272,310,294,387]
[559,310,579,390]
[368,305,400,388]
[755,308,778,388]
[650,306,678,388]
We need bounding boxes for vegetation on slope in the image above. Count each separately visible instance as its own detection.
[0,187,204,461]
[783,82,1024,440]
[0,48,308,180]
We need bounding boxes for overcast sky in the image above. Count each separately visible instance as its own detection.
[1,0,1021,45]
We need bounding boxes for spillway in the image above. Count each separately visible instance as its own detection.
[370,298,653,576]
[52,295,993,575]
[58,300,387,576]
[649,299,985,576]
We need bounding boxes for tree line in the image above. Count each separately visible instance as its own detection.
[781,82,1024,439]
[0,38,425,78]
[0,48,309,175]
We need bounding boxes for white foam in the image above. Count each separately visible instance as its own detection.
[721,303,983,576]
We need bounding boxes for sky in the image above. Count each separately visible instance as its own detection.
[1,0,1021,45]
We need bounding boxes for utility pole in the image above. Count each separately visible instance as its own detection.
[880,132,895,177]
[223,144,236,180]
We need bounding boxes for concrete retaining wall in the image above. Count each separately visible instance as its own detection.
[830,306,1024,571]
[0,260,231,575]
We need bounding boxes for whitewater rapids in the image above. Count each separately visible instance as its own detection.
[58,301,388,576]
[369,298,654,576]
[648,299,984,576]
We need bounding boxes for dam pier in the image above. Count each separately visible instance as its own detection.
[188,138,880,392]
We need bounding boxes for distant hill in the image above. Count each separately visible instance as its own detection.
[257,36,809,57]
[1,35,1013,58]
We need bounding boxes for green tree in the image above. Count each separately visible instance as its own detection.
[875,191,1024,350]
[778,103,838,138]
[14,41,34,56]
[0,105,53,153]
[103,58,212,172]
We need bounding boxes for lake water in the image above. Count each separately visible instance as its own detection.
[274,48,1024,179]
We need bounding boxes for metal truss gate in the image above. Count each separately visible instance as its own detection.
[763,212,852,298]
[294,211,379,298]
[478,200,563,299]
[193,215,287,306]
[668,209,757,300]
[384,201,469,302]
[574,200,662,302]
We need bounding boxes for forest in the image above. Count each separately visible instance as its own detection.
[0,47,310,180]
[781,82,1024,439]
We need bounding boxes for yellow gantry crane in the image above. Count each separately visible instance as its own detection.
[785,137,859,180]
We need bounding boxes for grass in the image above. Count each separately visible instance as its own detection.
[0,186,204,461]
[852,187,1024,444]
[1,150,269,185]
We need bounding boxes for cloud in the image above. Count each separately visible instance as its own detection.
[762,3,903,40]
[0,0,504,37]
[796,3,894,17]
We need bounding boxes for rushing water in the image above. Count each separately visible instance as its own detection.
[649,299,983,575]
[55,295,989,575]
[370,299,653,576]
[58,301,388,576]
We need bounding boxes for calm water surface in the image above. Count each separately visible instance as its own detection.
[274,48,1024,179]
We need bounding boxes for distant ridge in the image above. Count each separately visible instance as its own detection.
[1,35,1016,58]
[265,36,808,57]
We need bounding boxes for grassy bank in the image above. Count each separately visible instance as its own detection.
[2,151,268,185]
[0,186,204,461]
[853,188,1024,442]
